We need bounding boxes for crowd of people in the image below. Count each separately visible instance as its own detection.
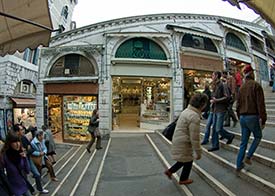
[165,64,266,184]
[0,124,57,195]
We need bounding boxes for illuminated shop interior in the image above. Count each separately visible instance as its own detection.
[112,77,170,130]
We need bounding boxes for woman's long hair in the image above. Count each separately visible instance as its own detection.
[0,133,22,166]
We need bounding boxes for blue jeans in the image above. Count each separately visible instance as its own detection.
[236,115,262,168]
[28,157,43,192]
[211,112,234,148]
[202,112,214,143]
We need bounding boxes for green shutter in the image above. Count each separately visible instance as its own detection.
[115,38,167,60]
[226,33,247,52]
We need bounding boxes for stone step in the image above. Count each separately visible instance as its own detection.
[154,131,273,195]
[150,132,235,195]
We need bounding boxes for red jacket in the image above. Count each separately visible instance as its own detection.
[235,71,242,86]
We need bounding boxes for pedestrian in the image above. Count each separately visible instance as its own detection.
[13,124,49,194]
[31,130,58,182]
[235,68,242,97]
[42,125,56,164]
[236,65,266,171]
[164,93,208,185]
[222,71,238,128]
[271,64,275,92]
[202,83,211,120]
[208,71,235,152]
[86,109,102,153]
[201,111,214,145]
[0,133,31,196]
[0,163,13,196]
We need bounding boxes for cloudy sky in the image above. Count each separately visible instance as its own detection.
[72,0,259,28]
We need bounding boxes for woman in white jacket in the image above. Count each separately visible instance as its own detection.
[164,93,208,185]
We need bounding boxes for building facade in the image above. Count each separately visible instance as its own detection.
[0,0,77,140]
[37,13,275,143]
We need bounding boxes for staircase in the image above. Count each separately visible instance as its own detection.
[28,127,275,195]
[263,90,275,127]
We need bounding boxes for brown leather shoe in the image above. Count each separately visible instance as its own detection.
[51,177,59,182]
[164,170,172,180]
[179,179,193,185]
[244,157,252,165]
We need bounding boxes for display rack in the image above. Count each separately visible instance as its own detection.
[63,96,97,142]
[47,95,62,134]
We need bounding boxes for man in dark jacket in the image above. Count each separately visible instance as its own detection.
[208,71,235,152]
[236,65,266,171]
[86,109,102,153]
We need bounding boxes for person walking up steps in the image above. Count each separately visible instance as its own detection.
[208,71,235,152]
[42,125,57,165]
[236,65,266,171]
[164,93,208,185]
[86,109,102,153]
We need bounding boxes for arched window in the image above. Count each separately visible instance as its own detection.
[61,6,69,20]
[182,34,218,53]
[251,36,264,53]
[225,33,247,52]
[15,80,36,95]
[115,38,167,60]
[49,54,96,77]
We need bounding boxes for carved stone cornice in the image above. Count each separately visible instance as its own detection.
[41,45,104,57]
[51,13,264,45]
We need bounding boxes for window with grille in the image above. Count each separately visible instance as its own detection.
[182,34,218,53]
[115,38,167,60]
[49,54,96,77]
[225,33,247,52]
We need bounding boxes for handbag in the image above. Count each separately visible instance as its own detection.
[162,118,178,141]
[30,155,43,167]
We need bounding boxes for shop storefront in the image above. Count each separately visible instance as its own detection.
[184,70,212,94]
[44,83,98,143]
[181,54,224,96]
[11,97,36,129]
[112,77,170,130]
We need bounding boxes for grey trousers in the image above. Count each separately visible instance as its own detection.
[87,133,101,150]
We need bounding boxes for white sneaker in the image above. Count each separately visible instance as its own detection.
[40,189,49,194]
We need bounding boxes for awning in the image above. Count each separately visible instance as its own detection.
[243,0,275,28]
[0,0,54,56]
[217,19,249,35]
[223,0,275,28]
[11,97,36,108]
[245,28,264,42]
[166,24,223,41]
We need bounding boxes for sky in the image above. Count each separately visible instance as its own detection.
[72,0,259,28]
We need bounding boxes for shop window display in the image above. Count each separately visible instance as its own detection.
[47,95,62,134]
[112,77,170,129]
[63,96,97,142]
[141,79,170,123]
[13,108,35,129]
[184,70,212,95]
